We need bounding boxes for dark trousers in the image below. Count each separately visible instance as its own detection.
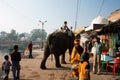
[29,49,33,58]
[12,66,20,80]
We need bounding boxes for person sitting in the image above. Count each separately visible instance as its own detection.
[61,21,70,32]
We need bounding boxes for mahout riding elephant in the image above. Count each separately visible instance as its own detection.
[40,31,75,69]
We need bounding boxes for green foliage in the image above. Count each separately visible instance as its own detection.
[7,29,18,40]
[30,29,47,41]
[0,28,47,53]
[0,31,7,39]
[19,41,28,51]
[19,33,25,38]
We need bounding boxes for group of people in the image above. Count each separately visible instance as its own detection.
[71,37,103,80]
[2,41,33,80]
[1,21,103,80]
[2,45,21,80]
[1,21,68,80]
[71,38,90,80]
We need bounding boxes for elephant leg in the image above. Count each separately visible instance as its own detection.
[40,53,50,69]
[68,49,72,62]
[54,54,61,67]
[61,53,67,64]
[40,45,50,69]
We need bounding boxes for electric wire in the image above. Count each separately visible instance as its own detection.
[97,0,104,16]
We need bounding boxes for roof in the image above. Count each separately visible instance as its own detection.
[98,19,120,34]
[85,16,109,31]
[74,27,85,36]
[91,16,109,24]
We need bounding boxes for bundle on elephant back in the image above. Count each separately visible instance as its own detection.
[40,30,77,69]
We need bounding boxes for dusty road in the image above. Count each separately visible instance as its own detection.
[0,49,120,80]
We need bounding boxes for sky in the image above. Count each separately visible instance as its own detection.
[0,0,120,34]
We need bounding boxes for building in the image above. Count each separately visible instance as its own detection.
[78,9,120,55]
[98,9,120,56]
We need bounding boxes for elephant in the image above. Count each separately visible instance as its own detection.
[40,31,75,69]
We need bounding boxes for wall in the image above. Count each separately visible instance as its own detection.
[107,9,120,21]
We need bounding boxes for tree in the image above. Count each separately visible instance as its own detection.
[30,29,47,41]
[19,33,25,38]
[0,31,7,40]
[19,32,30,41]
[7,29,18,40]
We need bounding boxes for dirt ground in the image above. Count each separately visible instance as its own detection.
[0,49,120,80]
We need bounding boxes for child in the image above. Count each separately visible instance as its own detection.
[78,52,90,80]
[2,55,11,80]
[10,45,21,80]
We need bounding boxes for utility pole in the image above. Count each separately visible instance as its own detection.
[39,20,47,49]
[75,0,80,30]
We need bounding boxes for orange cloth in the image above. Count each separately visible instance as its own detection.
[78,62,90,80]
[71,47,81,77]
[71,47,81,64]
[26,48,29,51]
